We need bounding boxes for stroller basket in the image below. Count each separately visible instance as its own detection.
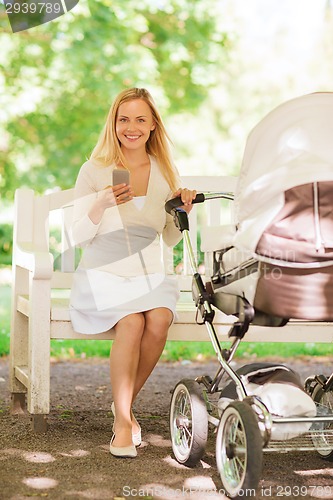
[266,399,333,453]
[266,430,333,453]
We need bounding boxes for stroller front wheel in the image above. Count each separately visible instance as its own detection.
[216,400,262,499]
[169,379,208,467]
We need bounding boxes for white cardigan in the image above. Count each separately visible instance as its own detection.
[71,156,182,277]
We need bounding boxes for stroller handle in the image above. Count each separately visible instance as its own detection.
[165,191,234,215]
[165,193,205,214]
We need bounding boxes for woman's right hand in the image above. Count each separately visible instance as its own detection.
[88,183,134,225]
[97,183,134,209]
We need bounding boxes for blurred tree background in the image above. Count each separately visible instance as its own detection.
[0,0,230,199]
[1,0,333,256]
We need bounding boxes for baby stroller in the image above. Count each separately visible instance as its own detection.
[165,92,333,498]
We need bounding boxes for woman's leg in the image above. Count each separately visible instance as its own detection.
[132,307,172,406]
[110,313,145,447]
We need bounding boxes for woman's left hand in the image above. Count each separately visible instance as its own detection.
[172,188,197,213]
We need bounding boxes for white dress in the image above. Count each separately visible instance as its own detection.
[69,157,182,334]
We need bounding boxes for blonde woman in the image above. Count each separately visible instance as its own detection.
[70,88,196,458]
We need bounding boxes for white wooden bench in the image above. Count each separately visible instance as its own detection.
[10,175,333,431]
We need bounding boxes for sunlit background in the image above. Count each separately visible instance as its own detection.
[170,0,333,175]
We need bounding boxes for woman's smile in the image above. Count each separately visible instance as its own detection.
[125,134,142,141]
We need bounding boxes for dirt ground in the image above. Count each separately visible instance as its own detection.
[1,355,333,500]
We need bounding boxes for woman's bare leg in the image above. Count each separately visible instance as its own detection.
[131,308,172,412]
[110,313,145,447]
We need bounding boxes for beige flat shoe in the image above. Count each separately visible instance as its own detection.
[111,402,142,447]
[109,434,137,458]
[132,428,142,448]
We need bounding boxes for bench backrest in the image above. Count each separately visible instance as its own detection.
[13,176,237,290]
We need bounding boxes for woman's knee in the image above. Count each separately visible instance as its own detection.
[144,308,173,338]
[115,313,145,336]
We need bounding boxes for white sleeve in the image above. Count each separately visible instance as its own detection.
[162,169,183,247]
[162,211,183,247]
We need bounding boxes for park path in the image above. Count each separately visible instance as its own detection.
[1,356,333,499]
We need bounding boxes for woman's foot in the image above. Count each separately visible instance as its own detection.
[131,412,142,446]
[131,421,142,447]
[110,432,137,458]
[111,402,142,446]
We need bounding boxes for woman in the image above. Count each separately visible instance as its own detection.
[70,88,196,458]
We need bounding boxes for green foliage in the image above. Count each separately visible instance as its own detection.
[0,225,13,266]
[0,286,11,356]
[0,0,230,199]
[0,223,72,267]
[173,233,204,270]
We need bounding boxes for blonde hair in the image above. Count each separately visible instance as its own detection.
[90,88,178,192]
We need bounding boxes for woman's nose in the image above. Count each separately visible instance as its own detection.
[126,121,136,130]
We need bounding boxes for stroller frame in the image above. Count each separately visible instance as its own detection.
[166,193,333,499]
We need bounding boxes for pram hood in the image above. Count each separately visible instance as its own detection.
[234,92,333,255]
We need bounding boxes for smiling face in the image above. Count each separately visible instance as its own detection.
[115,98,156,153]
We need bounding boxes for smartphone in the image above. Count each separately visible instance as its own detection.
[112,169,130,186]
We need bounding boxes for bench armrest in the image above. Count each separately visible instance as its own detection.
[15,243,54,280]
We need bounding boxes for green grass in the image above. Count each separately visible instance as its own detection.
[50,339,112,359]
[0,285,11,356]
[162,339,333,361]
[2,283,333,361]
[48,338,333,361]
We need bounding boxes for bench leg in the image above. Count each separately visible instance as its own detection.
[27,278,50,416]
[10,280,29,395]
[10,268,29,416]
[31,414,48,433]
[11,392,26,414]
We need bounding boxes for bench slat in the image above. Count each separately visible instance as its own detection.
[17,294,333,343]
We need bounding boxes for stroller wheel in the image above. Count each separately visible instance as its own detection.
[311,383,333,461]
[216,401,262,499]
[169,379,208,467]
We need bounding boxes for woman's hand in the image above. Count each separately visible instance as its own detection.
[88,183,134,225]
[172,188,197,213]
[98,183,134,209]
